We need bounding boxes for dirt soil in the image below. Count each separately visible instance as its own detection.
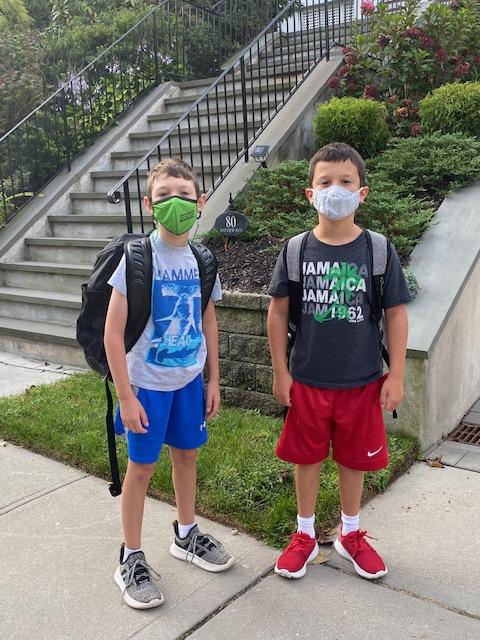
[206,235,284,294]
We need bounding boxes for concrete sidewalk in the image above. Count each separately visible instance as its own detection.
[1,354,480,639]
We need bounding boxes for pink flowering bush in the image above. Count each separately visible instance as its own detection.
[361,1,376,14]
[329,0,480,136]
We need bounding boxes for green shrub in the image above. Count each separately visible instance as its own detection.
[233,133,480,261]
[357,173,435,259]
[313,97,389,158]
[234,160,316,240]
[366,133,480,201]
[420,82,480,137]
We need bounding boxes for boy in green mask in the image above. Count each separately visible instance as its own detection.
[104,158,233,610]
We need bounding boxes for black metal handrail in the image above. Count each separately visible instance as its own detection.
[106,0,366,231]
[0,0,280,226]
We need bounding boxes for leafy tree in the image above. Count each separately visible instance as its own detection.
[0,0,32,33]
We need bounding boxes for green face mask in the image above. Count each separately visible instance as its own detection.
[152,196,198,235]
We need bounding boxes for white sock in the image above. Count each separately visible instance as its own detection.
[297,514,316,539]
[123,546,142,563]
[341,512,360,536]
[178,522,196,539]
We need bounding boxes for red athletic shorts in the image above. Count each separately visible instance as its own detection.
[276,374,389,471]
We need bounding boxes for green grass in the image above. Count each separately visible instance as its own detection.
[0,372,418,547]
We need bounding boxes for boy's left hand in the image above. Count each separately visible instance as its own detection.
[380,374,404,412]
[206,380,221,419]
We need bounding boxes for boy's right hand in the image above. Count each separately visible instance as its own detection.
[119,395,149,434]
[272,371,293,407]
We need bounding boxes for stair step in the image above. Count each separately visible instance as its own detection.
[0,286,80,307]
[0,316,77,345]
[109,145,233,170]
[163,81,297,108]
[0,316,84,367]
[25,237,110,263]
[0,286,81,325]
[48,213,150,238]
[0,260,91,294]
[48,214,143,222]
[0,261,91,275]
[25,237,109,248]
[129,121,255,139]
[90,166,222,193]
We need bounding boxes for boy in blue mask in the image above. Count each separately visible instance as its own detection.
[267,143,410,581]
[104,158,233,610]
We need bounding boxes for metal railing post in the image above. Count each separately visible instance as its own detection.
[153,11,159,85]
[60,88,72,172]
[240,56,249,162]
[324,0,330,61]
[124,181,133,233]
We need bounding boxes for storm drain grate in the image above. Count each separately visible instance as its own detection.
[447,423,480,446]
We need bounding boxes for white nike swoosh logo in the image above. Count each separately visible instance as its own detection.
[367,446,384,457]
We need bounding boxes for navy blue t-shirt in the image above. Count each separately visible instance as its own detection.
[268,231,410,389]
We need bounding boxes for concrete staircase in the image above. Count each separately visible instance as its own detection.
[0,30,333,367]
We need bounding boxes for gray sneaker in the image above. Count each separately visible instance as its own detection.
[114,544,165,609]
[169,521,234,572]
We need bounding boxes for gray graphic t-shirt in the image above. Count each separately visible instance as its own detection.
[108,236,222,391]
[268,231,410,389]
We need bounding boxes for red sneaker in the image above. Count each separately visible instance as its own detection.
[274,532,319,579]
[334,529,388,579]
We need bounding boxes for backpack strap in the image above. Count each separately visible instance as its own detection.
[284,230,309,353]
[365,230,397,418]
[125,236,152,352]
[190,242,218,314]
[365,229,388,323]
[105,377,122,497]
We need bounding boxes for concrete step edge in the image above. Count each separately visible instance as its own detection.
[0,286,80,307]
[0,316,78,345]
[25,237,109,247]
[0,261,91,275]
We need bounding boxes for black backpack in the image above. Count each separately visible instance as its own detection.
[283,229,396,417]
[76,232,218,496]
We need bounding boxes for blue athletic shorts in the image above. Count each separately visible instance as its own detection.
[114,374,207,464]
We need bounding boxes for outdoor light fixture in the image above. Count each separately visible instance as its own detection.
[251,144,270,168]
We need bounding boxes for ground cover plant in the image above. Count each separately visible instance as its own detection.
[207,133,480,293]
[0,371,417,547]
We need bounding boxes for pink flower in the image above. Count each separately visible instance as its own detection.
[328,75,340,88]
[394,107,409,119]
[454,62,470,77]
[435,48,448,63]
[473,55,480,66]
[346,77,357,91]
[419,35,435,49]
[377,35,390,49]
[338,65,349,78]
[410,122,421,137]
[344,53,358,66]
[363,84,379,100]
[404,26,425,39]
[361,0,375,14]
[342,47,354,55]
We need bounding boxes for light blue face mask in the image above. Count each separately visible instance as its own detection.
[312,185,361,220]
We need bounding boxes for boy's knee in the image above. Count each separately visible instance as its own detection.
[128,461,156,482]
[169,447,197,467]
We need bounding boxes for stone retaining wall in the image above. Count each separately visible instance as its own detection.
[215,292,282,416]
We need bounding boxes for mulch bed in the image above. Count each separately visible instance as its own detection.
[206,235,284,294]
